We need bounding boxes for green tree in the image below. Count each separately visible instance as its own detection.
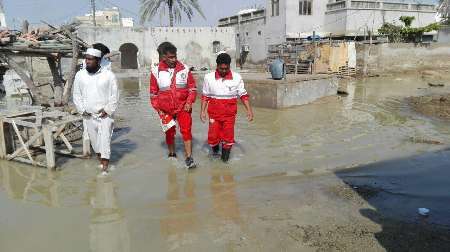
[399,16,415,27]
[140,0,206,27]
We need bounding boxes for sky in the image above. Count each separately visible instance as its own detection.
[3,0,265,29]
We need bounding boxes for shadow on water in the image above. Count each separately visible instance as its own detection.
[335,149,450,251]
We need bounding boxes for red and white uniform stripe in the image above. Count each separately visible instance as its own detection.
[202,70,249,149]
[150,61,197,144]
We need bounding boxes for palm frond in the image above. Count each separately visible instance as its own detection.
[140,0,206,26]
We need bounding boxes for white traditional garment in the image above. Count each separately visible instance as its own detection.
[73,67,119,159]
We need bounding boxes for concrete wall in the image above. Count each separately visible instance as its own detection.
[237,19,268,64]
[357,43,450,75]
[285,0,328,38]
[77,26,236,70]
[438,26,450,43]
[266,0,287,45]
[326,8,436,36]
[244,74,338,108]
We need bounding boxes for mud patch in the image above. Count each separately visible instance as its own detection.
[327,184,380,205]
[286,223,376,251]
[408,94,450,120]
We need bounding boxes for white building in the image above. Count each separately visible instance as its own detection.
[219,0,438,64]
[75,7,134,28]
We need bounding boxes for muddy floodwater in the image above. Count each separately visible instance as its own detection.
[1,74,450,251]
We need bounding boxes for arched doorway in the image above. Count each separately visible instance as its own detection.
[119,43,139,69]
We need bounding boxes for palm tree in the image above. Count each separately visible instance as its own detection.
[140,0,206,27]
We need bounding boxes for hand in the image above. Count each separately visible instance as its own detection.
[98,109,108,118]
[247,110,254,122]
[200,111,208,123]
[184,103,192,112]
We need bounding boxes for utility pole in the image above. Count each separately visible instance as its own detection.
[91,0,97,26]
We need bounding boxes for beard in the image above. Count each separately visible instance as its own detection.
[86,64,100,73]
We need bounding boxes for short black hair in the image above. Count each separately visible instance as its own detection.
[216,53,231,65]
[160,42,177,55]
[157,42,173,56]
[92,43,110,57]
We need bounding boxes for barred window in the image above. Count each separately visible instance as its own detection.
[272,0,280,16]
[299,0,313,15]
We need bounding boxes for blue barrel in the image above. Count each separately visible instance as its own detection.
[269,58,285,80]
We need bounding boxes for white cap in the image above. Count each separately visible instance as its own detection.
[86,48,102,58]
[216,50,228,56]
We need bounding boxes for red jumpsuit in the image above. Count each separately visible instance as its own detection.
[150,61,197,145]
[202,70,249,150]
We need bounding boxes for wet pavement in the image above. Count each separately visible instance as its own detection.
[1,74,450,251]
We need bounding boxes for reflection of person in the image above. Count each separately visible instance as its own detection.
[150,42,197,168]
[90,177,130,252]
[73,48,119,175]
[160,168,198,249]
[201,53,254,162]
[210,169,241,224]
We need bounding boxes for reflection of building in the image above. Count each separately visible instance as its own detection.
[75,7,134,27]
[90,177,130,252]
[219,0,438,65]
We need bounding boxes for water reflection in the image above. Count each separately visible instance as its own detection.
[0,163,61,206]
[89,176,130,252]
[210,168,241,225]
[160,167,199,250]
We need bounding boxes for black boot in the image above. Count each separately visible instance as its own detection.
[212,145,220,156]
[221,148,231,163]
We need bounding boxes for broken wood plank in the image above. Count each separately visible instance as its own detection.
[43,127,55,169]
[62,33,79,105]
[6,130,43,161]
[13,157,46,168]
[11,120,34,163]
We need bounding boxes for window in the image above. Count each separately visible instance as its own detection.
[246,32,249,36]
[272,0,280,17]
[258,31,262,36]
[299,0,312,15]
[112,15,119,23]
[213,41,221,53]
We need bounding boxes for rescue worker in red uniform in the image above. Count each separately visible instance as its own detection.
[150,42,197,168]
[200,53,254,162]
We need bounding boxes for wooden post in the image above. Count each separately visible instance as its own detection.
[47,56,64,106]
[62,34,79,105]
[43,126,55,169]
[0,120,6,159]
[0,123,15,158]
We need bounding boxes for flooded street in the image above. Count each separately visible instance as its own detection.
[1,74,450,251]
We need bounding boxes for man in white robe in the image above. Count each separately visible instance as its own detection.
[73,48,119,175]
